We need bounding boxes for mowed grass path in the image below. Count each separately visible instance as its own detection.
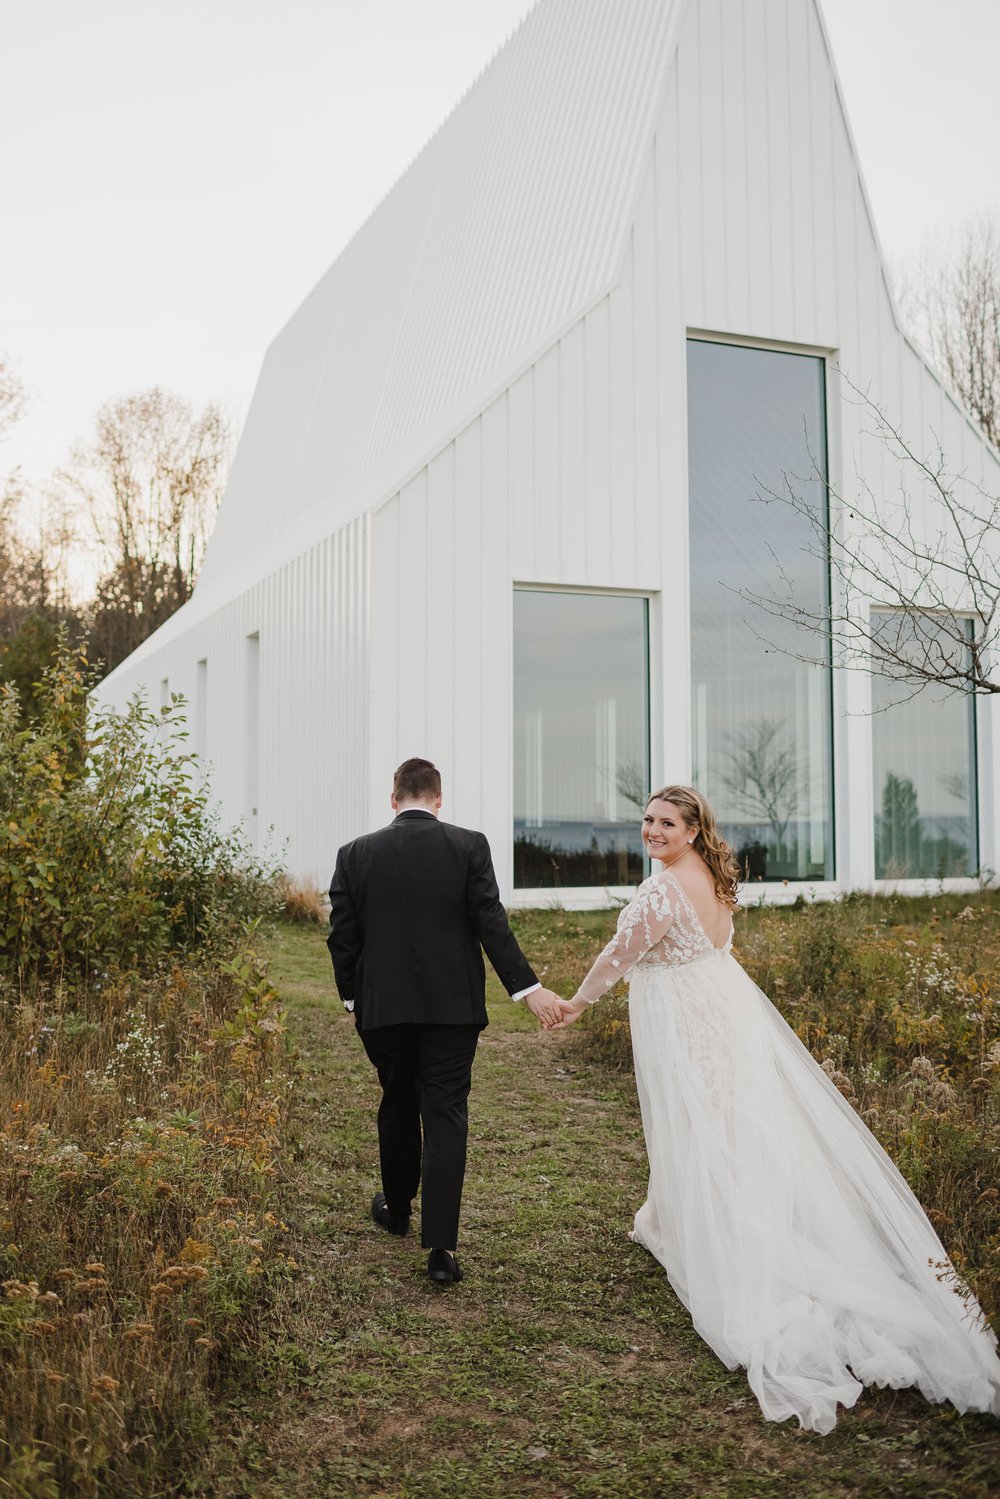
[199,922,1000,1498]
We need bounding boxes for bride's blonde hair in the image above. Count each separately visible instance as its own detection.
[646,784,740,909]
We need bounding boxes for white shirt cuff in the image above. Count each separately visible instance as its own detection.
[512,982,541,1002]
[343,1000,355,1012]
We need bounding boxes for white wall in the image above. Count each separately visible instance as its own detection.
[97,516,370,888]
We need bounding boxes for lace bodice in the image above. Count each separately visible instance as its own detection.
[575,870,733,1005]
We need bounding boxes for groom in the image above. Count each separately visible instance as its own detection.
[328,757,563,1284]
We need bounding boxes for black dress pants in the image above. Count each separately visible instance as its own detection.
[359,1022,481,1250]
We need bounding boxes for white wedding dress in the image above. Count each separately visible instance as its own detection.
[576,868,1000,1434]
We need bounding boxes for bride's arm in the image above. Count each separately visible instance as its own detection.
[556,880,676,1025]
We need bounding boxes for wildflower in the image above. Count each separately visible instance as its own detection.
[177,1238,213,1265]
[90,1375,120,1398]
[910,1056,936,1081]
[84,1262,105,1274]
[195,1336,220,1351]
[3,1279,40,1300]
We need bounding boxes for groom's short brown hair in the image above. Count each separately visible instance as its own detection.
[393,757,441,803]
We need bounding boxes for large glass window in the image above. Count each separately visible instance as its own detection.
[872,613,978,878]
[513,591,649,887]
[688,339,834,882]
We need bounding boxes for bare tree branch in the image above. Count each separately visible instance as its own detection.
[739,374,999,698]
[55,388,231,676]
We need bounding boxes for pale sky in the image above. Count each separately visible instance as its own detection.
[2,0,998,506]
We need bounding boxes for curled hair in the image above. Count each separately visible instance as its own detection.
[645,784,740,908]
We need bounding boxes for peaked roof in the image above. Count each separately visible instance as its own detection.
[195,0,682,601]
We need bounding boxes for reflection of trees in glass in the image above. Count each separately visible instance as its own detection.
[614,759,648,812]
[513,834,644,888]
[721,719,799,862]
[877,771,972,878]
[878,772,922,876]
[938,771,972,870]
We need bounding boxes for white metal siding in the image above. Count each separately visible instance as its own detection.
[96,516,370,886]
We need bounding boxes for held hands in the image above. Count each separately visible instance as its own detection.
[524,987,566,1029]
[524,989,589,1030]
[553,997,587,1028]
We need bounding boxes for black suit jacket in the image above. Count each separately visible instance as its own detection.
[327,811,538,1032]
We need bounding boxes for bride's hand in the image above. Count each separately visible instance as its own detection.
[553,997,588,1028]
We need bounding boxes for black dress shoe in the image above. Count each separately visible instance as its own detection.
[371,1192,409,1236]
[427,1248,463,1284]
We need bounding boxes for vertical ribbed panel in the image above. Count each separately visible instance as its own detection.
[95,516,369,883]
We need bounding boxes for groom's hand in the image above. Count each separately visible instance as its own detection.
[524,987,565,1029]
[553,997,588,1028]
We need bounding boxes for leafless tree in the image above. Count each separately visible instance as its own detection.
[0,357,38,620]
[896,214,1000,448]
[0,355,25,442]
[57,388,231,674]
[720,718,800,858]
[742,377,999,700]
[0,361,83,713]
[615,759,649,811]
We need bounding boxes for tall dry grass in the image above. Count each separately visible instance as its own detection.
[0,952,294,1495]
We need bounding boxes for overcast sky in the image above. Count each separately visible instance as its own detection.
[2,0,998,502]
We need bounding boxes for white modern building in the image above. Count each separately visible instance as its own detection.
[98,0,1000,904]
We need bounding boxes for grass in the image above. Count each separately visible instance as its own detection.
[0,948,295,1497]
[193,907,1000,1499]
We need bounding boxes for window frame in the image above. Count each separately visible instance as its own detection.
[868,607,981,887]
[685,332,838,889]
[510,582,655,905]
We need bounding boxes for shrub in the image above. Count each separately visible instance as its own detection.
[0,642,275,986]
[273,873,328,925]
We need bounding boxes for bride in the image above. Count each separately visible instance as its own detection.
[554,785,1000,1434]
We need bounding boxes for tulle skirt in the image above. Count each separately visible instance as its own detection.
[627,951,1000,1434]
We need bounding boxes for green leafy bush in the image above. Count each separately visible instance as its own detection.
[0,643,273,986]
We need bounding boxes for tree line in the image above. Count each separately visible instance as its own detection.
[1,376,229,718]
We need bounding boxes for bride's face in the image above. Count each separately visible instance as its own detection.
[642,799,694,864]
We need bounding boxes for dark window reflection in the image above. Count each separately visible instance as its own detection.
[513,591,649,888]
[688,339,834,881]
[872,613,978,878]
